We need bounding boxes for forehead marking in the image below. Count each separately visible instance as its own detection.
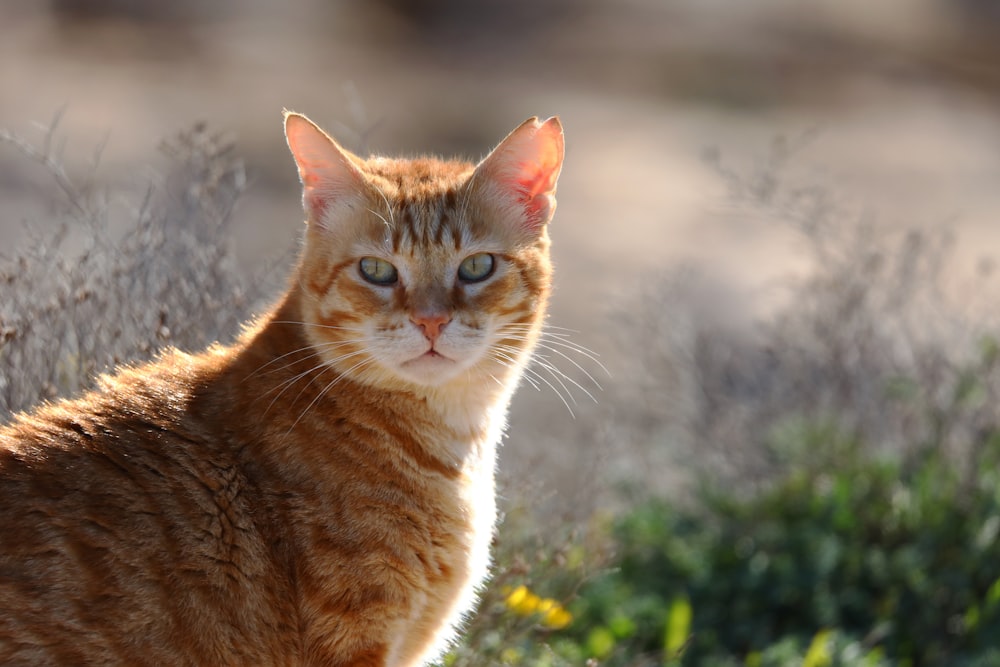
[391,205,413,253]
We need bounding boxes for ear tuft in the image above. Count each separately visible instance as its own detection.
[473,116,564,233]
[284,112,366,227]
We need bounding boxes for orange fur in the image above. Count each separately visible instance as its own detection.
[0,111,564,666]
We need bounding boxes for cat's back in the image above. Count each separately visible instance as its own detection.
[0,352,299,666]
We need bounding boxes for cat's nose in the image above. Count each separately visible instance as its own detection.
[410,311,452,343]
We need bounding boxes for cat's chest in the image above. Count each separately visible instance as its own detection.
[387,439,499,665]
[404,434,498,579]
[298,425,498,577]
[256,382,510,663]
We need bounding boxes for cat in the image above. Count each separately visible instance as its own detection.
[0,110,564,666]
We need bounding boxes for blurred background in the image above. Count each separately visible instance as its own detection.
[5,2,1000,663]
[5,0,1000,484]
[9,0,1000,489]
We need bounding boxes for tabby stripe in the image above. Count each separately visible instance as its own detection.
[307,259,356,297]
[494,299,533,318]
[378,418,459,480]
[506,254,546,296]
[318,310,361,327]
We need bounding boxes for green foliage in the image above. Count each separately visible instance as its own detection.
[561,411,1000,666]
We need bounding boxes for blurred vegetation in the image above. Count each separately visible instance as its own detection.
[6,121,1000,666]
[446,342,1000,665]
[0,116,288,419]
[571,403,1000,666]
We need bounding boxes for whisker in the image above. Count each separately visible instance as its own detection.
[284,350,371,409]
[370,182,396,228]
[507,323,584,339]
[498,323,579,334]
[494,340,601,404]
[489,350,540,391]
[491,346,573,415]
[260,347,368,412]
[532,353,599,403]
[536,332,606,358]
[492,344,578,406]
[367,207,391,229]
[457,165,480,230]
[498,324,594,352]
[286,357,377,435]
[244,339,372,380]
[531,355,579,406]
[498,331,610,377]
[523,365,575,418]
[494,344,591,404]
[532,342,605,391]
[271,320,371,333]
[244,345,319,381]
[538,324,581,334]
[261,360,334,413]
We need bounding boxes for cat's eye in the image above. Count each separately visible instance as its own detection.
[457,253,495,283]
[359,257,398,285]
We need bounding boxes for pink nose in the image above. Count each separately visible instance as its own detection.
[410,311,451,342]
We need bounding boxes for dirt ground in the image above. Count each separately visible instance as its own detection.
[4,0,1000,505]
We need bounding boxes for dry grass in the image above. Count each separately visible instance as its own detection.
[0,115,289,419]
[611,134,1000,498]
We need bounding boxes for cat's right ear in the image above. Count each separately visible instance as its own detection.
[284,110,366,228]
[471,116,564,237]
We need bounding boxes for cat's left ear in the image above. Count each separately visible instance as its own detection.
[472,116,564,234]
[284,110,367,228]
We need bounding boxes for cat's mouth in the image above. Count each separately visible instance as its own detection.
[407,348,451,363]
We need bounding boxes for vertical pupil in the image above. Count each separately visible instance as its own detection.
[361,258,395,283]
[460,253,493,281]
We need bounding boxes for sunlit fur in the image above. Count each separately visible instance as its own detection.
[0,112,563,666]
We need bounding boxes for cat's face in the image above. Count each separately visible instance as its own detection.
[284,113,563,391]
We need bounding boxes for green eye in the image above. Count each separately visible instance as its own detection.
[458,253,495,283]
[359,257,398,285]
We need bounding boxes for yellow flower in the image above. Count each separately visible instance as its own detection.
[503,585,572,629]
[505,585,540,615]
[541,604,573,630]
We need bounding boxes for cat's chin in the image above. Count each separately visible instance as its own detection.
[394,350,466,387]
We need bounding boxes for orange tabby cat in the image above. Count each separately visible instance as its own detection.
[0,111,563,666]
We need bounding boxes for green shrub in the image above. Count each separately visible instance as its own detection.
[565,415,1000,666]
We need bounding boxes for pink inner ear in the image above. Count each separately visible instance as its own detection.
[517,139,562,199]
[483,118,563,231]
[512,151,561,227]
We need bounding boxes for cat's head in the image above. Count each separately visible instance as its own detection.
[284,111,563,393]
